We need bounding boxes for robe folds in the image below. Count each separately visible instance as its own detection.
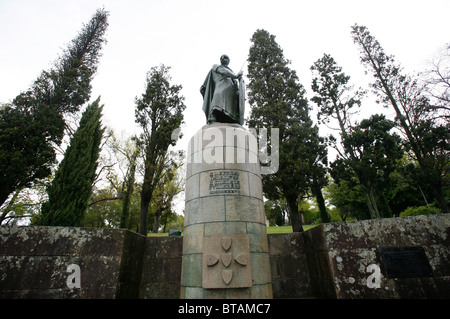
[200,64,244,125]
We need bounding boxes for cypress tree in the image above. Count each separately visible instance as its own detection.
[0,8,109,208]
[38,98,105,226]
[247,29,328,231]
[135,65,185,236]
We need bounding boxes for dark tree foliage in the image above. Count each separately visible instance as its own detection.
[311,54,403,219]
[0,101,64,209]
[37,98,105,226]
[342,114,403,219]
[119,145,139,230]
[247,29,328,231]
[135,65,185,236]
[351,24,449,214]
[0,8,109,208]
[327,115,404,220]
[328,161,369,220]
[311,53,365,135]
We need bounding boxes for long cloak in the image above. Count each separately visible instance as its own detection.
[200,64,244,125]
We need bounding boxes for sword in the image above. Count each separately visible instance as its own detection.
[239,60,246,75]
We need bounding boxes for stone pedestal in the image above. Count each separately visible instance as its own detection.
[180,123,273,298]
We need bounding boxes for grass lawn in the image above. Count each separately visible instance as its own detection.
[148,232,172,237]
[148,224,317,236]
[266,225,317,233]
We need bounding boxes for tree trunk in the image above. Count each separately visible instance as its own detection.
[434,185,449,214]
[139,196,150,236]
[119,151,138,229]
[286,195,304,232]
[312,178,331,223]
[378,191,393,218]
[119,189,131,229]
[139,169,155,236]
[138,148,158,236]
[152,211,161,233]
[363,185,381,219]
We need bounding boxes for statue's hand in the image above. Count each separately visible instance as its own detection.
[236,71,244,78]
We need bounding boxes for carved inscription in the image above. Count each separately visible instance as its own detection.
[209,171,240,195]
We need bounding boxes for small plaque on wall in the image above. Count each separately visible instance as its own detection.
[379,247,433,278]
[209,171,241,195]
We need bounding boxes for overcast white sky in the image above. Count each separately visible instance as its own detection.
[1,0,449,150]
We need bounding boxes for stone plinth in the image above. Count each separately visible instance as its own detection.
[180,123,273,298]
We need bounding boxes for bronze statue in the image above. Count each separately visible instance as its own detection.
[200,55,245,125]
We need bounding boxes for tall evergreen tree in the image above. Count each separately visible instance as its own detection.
[135,65,185,236]
[351,24,449,214]
[37,98,105,226]
[310,53,387,218]
[119,145,139,230]
[247,29,327,232]
[149,151,184,233]
[0,8,109,208]
[342,114,403,219]
[311,53,364,137]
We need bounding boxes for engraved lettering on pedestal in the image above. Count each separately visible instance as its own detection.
[209,171,240,195]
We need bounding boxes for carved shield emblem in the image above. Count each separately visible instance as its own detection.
[234,253,249,266]
[221,253,232,267]
[221,237,232,251]
[205,255,219,267]
[222,270,233,285]
[202,235,252,289]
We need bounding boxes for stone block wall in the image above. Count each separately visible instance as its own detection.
[267,232,313,298]
[304,214,450,298]
[1,213,449,299]
[0,226,144,298]
[0,226,182,299]
[139,236,182,298]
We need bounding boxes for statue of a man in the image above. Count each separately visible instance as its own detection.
[200,54,245,125]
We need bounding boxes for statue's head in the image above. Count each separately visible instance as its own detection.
[220,54,230,66]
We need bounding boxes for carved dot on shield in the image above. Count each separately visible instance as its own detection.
[222,269,233,285]
[221,237,232,251]
[205,254,219,267]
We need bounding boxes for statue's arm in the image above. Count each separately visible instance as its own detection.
[216,66,243,79]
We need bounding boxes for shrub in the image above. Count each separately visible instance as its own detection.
[399,204,442,217]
